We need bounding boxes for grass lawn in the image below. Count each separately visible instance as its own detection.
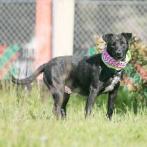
[0,85,146,147]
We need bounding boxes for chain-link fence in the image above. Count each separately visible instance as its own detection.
[1,0,147,79]
[0,0,35,79]
[74,0,147,53]
[0,0,35,45]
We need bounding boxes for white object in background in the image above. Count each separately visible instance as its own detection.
[52,0,75,57]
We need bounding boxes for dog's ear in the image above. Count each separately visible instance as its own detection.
[121,33,132,41]
[102,34,113,42]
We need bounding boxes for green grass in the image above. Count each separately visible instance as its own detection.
[0,85,146,147]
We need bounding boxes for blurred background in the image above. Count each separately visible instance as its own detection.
[0,0,146,79]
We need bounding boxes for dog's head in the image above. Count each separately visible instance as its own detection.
[102,33,132,60]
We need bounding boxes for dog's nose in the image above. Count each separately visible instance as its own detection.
[116,50,122,57]
[116,52,121,56]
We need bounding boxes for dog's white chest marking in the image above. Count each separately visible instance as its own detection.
[104,76,120,92]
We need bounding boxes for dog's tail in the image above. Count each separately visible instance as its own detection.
[12,63,47,85]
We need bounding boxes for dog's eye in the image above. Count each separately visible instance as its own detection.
[120,41,125,45]
[111,43,116,46]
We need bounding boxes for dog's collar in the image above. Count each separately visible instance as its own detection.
[101,49,131,70]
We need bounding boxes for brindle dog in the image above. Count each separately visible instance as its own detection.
[12,33,132,119]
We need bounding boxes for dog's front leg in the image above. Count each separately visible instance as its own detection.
[85,85,99,118]
[107,83,120,120]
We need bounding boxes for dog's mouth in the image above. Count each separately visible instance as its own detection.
[109,51,126,61]
[107,49,125,61]
[114,54,126,61]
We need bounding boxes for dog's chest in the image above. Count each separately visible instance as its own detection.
[103,76,120,92]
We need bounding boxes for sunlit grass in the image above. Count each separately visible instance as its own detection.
[0,85,146,147]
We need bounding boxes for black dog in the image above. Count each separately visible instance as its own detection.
[12,33,132,119]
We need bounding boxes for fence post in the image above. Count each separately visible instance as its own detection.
[35,0,52,68]
[52,0,75,57]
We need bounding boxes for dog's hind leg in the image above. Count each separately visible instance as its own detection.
[61,92,70,118]
[43,75,64,119]
[52,89,64,119]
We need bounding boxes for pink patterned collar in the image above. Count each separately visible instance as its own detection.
[101,49,131,70]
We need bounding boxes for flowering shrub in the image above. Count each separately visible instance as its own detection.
[123,36,147,107]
